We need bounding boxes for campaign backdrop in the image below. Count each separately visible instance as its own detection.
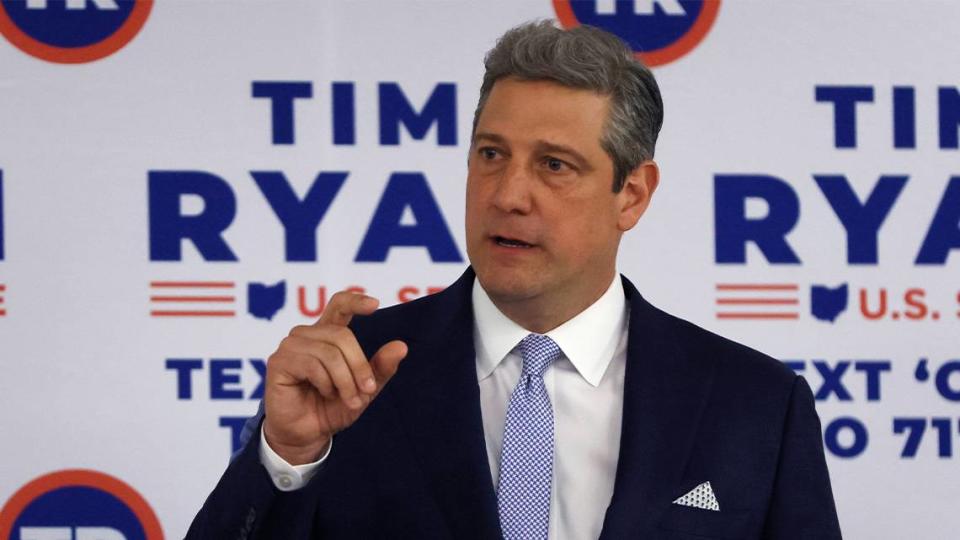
[1,1,958,538]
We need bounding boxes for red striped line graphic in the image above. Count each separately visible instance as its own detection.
[150,281,234,288]
[150,310,235,317]
[716,298,798,305]
[149,280,237,317]
[715,283,800,320]
[716,313,799,320]
[150,296,235,303]
[0,283,5,317]
[716,283,799,291]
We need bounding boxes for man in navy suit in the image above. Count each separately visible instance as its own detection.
[188,21,842,539]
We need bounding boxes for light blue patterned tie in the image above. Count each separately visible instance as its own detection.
[497,334,562,540]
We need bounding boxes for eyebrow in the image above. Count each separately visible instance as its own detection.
[536,141,592,171]
[473,132,507,146]
[472,132,594,171]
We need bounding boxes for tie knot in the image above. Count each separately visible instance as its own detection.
[517,334,562,378]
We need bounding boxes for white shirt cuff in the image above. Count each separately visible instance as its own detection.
[258,425,331,491]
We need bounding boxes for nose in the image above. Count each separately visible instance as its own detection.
[491,160,533,214]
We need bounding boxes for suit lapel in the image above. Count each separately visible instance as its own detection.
[388,269,502,539]
[387,271,714,538]
[599,277,717,537]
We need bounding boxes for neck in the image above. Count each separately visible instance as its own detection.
[488,269,617,334]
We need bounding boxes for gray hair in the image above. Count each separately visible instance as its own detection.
[472,21,663,192]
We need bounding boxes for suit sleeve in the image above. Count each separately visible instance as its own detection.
[185,413,328,539]
[186,318,382,539]
[761,376,843,539]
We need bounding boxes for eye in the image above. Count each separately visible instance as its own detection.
[543,156,571,173]
[478,147,500,160]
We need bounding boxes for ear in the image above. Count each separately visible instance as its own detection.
[616,160,659,231]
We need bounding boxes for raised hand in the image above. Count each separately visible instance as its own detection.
[263,291,407,464]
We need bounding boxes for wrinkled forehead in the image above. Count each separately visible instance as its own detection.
[472,78,611,151]
[473,75,612,130]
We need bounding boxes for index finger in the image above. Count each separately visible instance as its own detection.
[317,291,379,326]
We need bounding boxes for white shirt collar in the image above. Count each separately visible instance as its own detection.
[472,273,626,387]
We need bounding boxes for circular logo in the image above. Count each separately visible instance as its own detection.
[0,469,164,540]
[0,0,152,64]
[553,0,720,67]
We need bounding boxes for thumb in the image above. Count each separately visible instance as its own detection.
[370,340,408,387]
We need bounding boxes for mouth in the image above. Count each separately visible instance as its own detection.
[492,235,535,249]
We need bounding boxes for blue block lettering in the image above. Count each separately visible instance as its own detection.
[714,175,801,264]
[916,177,960,264]
[939,87,960,149]
[813,360,853,401]
[931,418,954,457]
[815,175,907,264]
[356,172,462,262]
[893,87,916,149]
[210,359,244,399]
[855,361,891,401]
[333,82,355,145]
[379,83,457,146]
[165,359,203,400]
[824,417,868,458]
[934,360,960,401]
[252,171,348,261]
[893,417,925,458]
[220,416,249,455]
[815,86,874,148]
[250,359,266,399]
[148,171,237,261]
[252,81,313,145]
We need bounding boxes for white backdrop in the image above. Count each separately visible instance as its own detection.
[1,1,958,538]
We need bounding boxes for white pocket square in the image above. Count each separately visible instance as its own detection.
[672,481,720,511]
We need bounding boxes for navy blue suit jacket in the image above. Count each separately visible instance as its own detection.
[187,268,842,539]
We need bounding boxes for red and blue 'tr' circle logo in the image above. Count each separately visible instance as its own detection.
[553,0,720,67]
[0,0,152,64]
[0,469,164,540]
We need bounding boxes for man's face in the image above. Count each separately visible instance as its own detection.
[465,78,652,311]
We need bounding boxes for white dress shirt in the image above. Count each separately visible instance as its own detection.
[473,275,627,540]
[260,274,629,539]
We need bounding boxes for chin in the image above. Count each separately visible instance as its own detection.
[475,267,542,302]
